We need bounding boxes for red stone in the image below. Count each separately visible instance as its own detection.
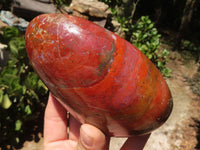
[25,14,173,137]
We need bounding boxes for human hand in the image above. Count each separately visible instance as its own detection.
[44,94,150,150]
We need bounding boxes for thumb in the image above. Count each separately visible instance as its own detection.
[76,124,107,150]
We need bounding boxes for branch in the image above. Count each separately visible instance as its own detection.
[130,0,140,23]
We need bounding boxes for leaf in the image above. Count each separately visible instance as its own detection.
[0,66,18,77]
[25,105,32,115]
[9,37,26,59]
[149,23,154,29]
[2,27,19,43]
[9,40,19,56]
[15,137,20,143]
[38,79,48,91]
[148,54,153,59]
[162,68,171,77]
[15,120,22,131]
[1,74,22,95]
[25,72,39,90]
[157,61,164,68]
[142,33,148,39]
[0,89,3,104]
[133,32,140,38]
[162,49,170,57]
[29,89,39,101]
[22,85,27,95]
[0,94,12,109]
[8,54,19,65]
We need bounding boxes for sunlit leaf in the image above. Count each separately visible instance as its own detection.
[15,137,20,143]
[0,89,3,104]
[15,120,22,131]
[25,105,32,115]
[0,94,12,109]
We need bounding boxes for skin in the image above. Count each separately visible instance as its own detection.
[44,94,150,150]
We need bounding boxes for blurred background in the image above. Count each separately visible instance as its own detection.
[0,0,200,149]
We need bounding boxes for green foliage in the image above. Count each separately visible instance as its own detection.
[101,0,134,33]
[181,40,199,51]
[52,0,71,6]
[100,1,174,77]
[131,16,160,59]
[131,16,171,77]
[0,27,48,148]
[0,27,20,42]
[101,0,171,76]
[115,15,132,32]
[99,0,123,6]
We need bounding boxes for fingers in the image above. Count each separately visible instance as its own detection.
[44,94,68,144]
[121,134,150,150]
[44,94,109,150]
[76,124,108,150]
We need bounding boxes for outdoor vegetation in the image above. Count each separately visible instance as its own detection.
[0,27,48,149]
[0,0,200,149]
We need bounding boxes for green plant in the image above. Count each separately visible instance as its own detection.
[52,0,71,6]
[101,2,171,77]
[0,27,48,149]
[99,0,122,6]
[181,40,198,51]
[131,16,171,77]
[0,27,20,43]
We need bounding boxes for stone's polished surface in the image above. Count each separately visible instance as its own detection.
[25,14,173,137]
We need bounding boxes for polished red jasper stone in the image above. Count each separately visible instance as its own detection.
[25,14,173,137]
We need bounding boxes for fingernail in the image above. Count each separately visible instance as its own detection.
[80,126,93,148]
